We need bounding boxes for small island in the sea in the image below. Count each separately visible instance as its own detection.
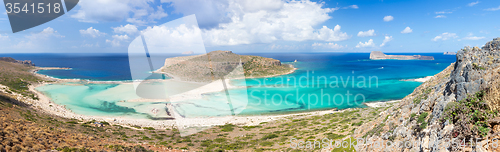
[369,51,434,60]
[156,50,295,82]
[443,51,457,55]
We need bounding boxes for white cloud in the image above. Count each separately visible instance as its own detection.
[356,39,375,48]
[201,0,349,46]
[462,36,485,40]
[468,1,480,7]
[26,27,64,40]
[485,5,500,11]
[81,43,100,48]
[312,42,345,49]
[113,24,139,35]
[380,36,393,47]
[461,33,485,40]
[435,11,452,14]
[383,16,394,22]
[71,0,168,24]
[357,29,376,37]
[401,27,413,34]
[141,24,202,47]
[79,27,105,38]
[342,5,358,9]
[315,25,351,41]
[106,35,130,47]
[12,41,35,49]
[148,5,169,22]
[126,18,148,25]
[112,35,130,40]
[435,15,446,18]
[0,34,8,40]
[432,33,458,41]
[9,27,63,50]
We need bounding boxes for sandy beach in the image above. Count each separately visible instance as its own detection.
[364,100,401,108]
[402,76,434,82]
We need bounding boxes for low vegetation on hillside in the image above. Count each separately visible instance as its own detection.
[0,60,42,99]
[240,55,295,78]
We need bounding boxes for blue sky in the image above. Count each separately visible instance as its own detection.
[0,0,499,53]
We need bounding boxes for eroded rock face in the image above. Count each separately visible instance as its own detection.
[354,38,500,152]
[0,57,35,66]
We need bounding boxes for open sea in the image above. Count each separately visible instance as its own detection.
[3,53,456,119]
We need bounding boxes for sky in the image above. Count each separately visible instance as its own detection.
[0,0,499,53]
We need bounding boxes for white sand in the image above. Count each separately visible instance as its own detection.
[364,100,401,108]
[402,76,433,82]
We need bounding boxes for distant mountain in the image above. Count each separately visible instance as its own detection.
[370,51,434,60]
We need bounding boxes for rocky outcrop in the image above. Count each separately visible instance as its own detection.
[158,51,293,82]
[443,52,457,55]
[0,57,35,66]
[354,38,500,152]
[370,51,434,60]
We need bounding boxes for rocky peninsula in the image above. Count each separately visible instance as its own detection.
[370,51,434,60]
[156,51,295,82]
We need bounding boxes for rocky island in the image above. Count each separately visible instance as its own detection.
[443,51,457,55]
[370,51,434,60]
[156,51,295,82]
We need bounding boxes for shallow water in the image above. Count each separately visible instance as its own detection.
[27,53,456,119]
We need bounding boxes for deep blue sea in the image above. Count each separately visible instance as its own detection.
[3,53,457,118]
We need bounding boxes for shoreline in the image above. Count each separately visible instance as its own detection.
[363,100,401,108]
[26,81,345,129]
[25,65,316,129]
[401,76,433,82]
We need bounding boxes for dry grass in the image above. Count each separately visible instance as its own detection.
[485,77,500,111]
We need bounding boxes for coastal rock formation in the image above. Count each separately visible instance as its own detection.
[354,38,500,151]
[443,52,457,55]
[370,51,434,60]
[158,51,293,82]
[0,57,35,66]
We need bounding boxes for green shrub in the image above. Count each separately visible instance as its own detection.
[220,124,235,132]
[262,134,279,140]
[260,141,274,147]
[142,127,155,130]
[443,91,497,139]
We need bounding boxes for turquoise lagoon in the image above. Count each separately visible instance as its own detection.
[24,53,456,119]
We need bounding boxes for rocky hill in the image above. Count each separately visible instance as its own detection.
[158,51,294,82]
[354,38,500,151]
[370,51,434,60]
[0,57,35,66]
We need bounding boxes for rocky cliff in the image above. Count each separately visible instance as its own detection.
[370,51,435,60]
[354,38,500,151]
[0,57,35,66]
[158,51,293,82]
